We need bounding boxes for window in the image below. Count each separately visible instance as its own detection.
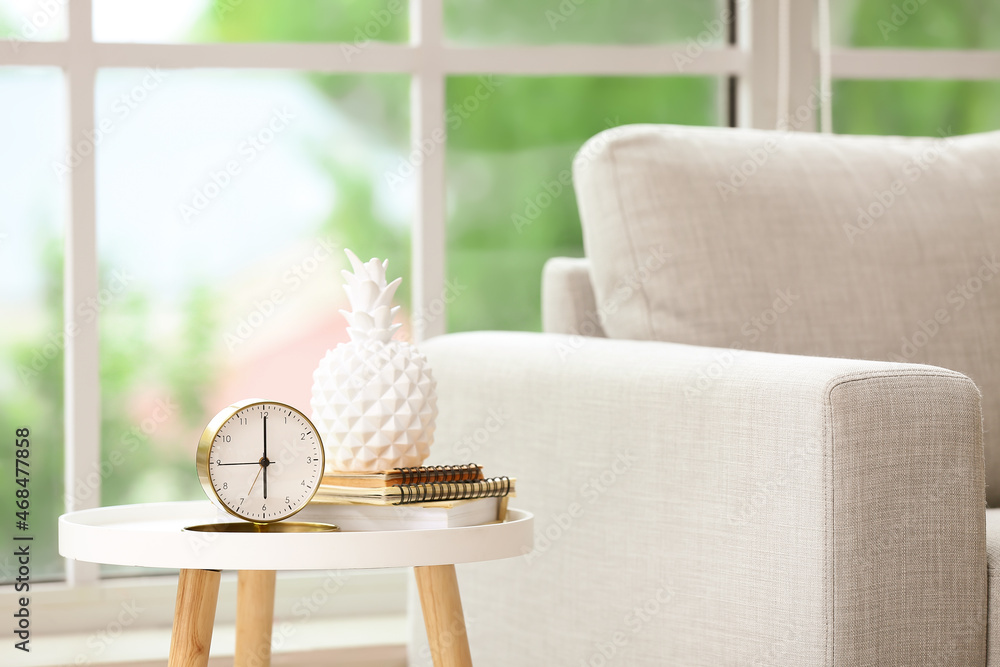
[1,0,998,655]
[0,66,66,583]
[831,0,1000,135]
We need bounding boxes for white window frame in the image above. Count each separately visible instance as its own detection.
[1,0,999,652]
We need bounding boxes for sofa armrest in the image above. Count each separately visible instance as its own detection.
[412,331,985,667]
[541,257,606,337]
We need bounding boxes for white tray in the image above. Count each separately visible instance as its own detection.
[59,500,533,571]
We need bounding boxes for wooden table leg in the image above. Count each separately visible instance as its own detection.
[414,564,473,667]
[235,570,277,667]
[168,569,221,667]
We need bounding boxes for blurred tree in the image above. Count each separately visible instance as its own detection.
[834,0,1000,137]
[0,240,64,581]
[6,0,1000,583]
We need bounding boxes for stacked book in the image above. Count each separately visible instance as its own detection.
[296,463,515,531]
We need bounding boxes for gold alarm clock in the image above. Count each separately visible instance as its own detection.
[196,399,327,524]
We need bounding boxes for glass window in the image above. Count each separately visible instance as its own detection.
[95,70,411,517]
[0,0,68,41]
[445,0,727,46]
[446,75,722,333]
[93,0,409,44]
[833,0,1000,49]
[0,67,66,583]
[833,79,1000,136]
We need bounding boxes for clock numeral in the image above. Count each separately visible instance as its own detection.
[239,497,244,505]
[285,496,290,504]
[261,411,268,418]
[239,417,247,425]
[222,482,228,489]
[301,432,307,440]
[300,480,306,486]
[262,504,267,512]
[306,456,312,464]
[220,435,231,443]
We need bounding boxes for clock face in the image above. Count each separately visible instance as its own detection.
[197,400,324,523]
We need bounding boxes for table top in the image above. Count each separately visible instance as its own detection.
[59,501,533,571]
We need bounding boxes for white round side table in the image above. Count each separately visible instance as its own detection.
[59,500,533,667]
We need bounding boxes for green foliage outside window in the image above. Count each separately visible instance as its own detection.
[2,0,1000,583]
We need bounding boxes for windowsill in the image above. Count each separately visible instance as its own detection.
[3,569,411,666]
[15,613,407,667]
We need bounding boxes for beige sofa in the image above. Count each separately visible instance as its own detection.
[414,125,1000,665]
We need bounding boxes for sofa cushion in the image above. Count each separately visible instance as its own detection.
[987,509,1000,665]
[574,124,1000,503]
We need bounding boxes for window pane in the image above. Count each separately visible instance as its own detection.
[446,0,728,45]
[833,0,1000,49]
[0,0,67,41]
[446,76,721,333]
[93,0,408,44]
[833,79,1000,136]
[96,70,410,526]
[0,68,66,583]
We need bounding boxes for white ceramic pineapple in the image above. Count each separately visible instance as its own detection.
[310,250,437,472]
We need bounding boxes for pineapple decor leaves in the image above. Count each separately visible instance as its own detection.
[311,250,438,472]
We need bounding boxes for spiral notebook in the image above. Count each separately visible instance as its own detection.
[295,496,503,531]
[322,463,483,488]
[312,475,515,506]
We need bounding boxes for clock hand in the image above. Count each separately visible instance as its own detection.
[245,465,263,498]
[216,461,260,466]
[262,414,268,500]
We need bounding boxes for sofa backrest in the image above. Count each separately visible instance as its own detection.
[573,123,1000,504]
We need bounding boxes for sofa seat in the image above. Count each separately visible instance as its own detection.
[987,511,1000,665]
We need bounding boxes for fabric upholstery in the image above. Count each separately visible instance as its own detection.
[986,510,1000,666]
[573,124,1000,505]
[541,257,607,337]
[412,331,986,667]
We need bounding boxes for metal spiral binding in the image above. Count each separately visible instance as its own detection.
[396,463,479,485]
[394,476,511,505]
